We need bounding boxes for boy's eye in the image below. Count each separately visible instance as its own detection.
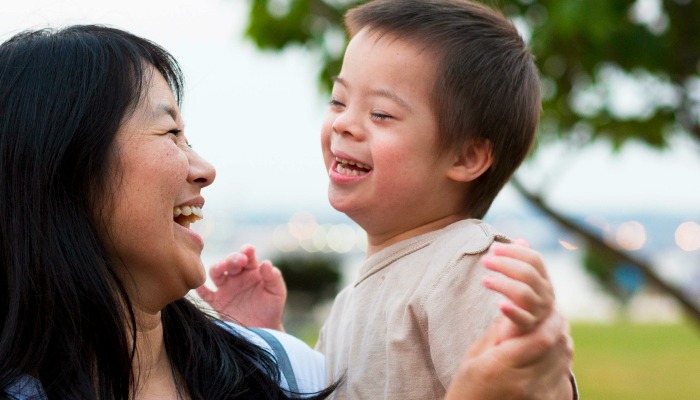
[329,99,345,108]
[371,112,391,121]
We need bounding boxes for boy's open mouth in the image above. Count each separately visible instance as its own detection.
[173,205,203,227]
[335,156,372,176]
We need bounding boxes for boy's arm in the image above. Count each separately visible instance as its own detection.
[196,244,287,331]
[445,308,575,400]
[444,239,576,399]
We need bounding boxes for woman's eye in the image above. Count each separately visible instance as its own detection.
[168,129,182,136]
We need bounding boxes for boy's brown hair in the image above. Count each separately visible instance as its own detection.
[345,0,541,218]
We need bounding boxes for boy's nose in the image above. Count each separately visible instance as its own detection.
[331,111,363,140]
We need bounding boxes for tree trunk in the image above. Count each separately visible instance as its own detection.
[510,177,700,329]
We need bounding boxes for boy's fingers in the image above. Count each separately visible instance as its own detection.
[482,252,555,314]
[482,255,550,299]
[195,285,215,303]
[495,310,565,367]
[209,261,230,284]
[260,261,287,296]
[512,238,530,248]
[489,242,549,280]
[499,301,538,333]
[239,244,259,269]
[223,253,247,272]
[209,253,248,285]
[482,273,550,319]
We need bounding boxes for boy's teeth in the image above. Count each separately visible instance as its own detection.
[335,163,369,176]
[334,156,371,171]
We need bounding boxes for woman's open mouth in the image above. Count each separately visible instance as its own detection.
[173,205,203,228]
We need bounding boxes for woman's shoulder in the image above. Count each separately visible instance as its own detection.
[221,322,326,394]
[4,375,45,399]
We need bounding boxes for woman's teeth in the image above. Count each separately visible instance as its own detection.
[173,205,203,224]
[335,157,372,176]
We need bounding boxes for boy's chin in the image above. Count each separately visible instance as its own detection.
[327,194,351,213]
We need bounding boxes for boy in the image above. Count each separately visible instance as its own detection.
[199,0,575,398]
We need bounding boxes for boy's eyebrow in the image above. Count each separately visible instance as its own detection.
[333,76,414,113]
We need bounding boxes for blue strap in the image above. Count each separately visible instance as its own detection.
[250,328,299,393]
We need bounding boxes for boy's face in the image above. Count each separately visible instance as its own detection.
[321,28,465,243]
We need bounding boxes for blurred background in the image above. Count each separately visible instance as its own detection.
[3,0,698,398]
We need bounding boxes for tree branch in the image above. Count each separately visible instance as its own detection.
[309,0,343,24]
[510,177,700,329]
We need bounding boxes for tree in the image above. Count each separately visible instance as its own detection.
[273,253,342,335]
[242,0,700,325]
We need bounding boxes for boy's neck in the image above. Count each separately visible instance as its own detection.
[365,213,469,257]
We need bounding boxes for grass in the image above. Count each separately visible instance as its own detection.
[294,320,700,399]
[571,321,700,400]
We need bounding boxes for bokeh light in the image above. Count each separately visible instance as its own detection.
[327,224,357,253]
[615,221,647,251]
[288,212,317,241]
[273,213,367,254]
[559,239,579,251]
[272,224,299,252]
[356,228,368,252]
[675,221,700,252]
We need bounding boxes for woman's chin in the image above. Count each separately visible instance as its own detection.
[186,262,207,291]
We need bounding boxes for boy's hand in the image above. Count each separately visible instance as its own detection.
[480,239,555,340]
[196,244,287,331]
[446,309,575,400]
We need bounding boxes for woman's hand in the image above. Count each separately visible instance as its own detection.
[444,239,575,399]
[445,309,574,400]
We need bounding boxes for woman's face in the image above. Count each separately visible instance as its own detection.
[104,68,216,312]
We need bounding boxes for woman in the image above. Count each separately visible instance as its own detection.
[0,25,333,399]
[0,25,573,400]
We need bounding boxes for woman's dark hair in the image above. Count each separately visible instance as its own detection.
[0,25,334,399]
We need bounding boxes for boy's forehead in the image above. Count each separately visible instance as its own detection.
[345,28,438,80]
[351,27,431,55]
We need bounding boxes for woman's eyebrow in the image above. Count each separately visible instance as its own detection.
[153,103,180,121]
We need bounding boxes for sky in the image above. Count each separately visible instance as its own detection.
[2,0,699,219]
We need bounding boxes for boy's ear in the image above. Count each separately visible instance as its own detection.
[446,139,493,183]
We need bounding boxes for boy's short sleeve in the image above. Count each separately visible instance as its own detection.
[422,251,503,389]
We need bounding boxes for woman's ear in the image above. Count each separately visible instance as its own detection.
[446,139,493,183]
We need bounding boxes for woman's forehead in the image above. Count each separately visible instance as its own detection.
[133,71,181,124]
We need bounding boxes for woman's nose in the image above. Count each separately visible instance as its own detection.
[188,149,216,188]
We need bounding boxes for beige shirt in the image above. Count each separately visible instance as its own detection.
[316,219,509,399]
